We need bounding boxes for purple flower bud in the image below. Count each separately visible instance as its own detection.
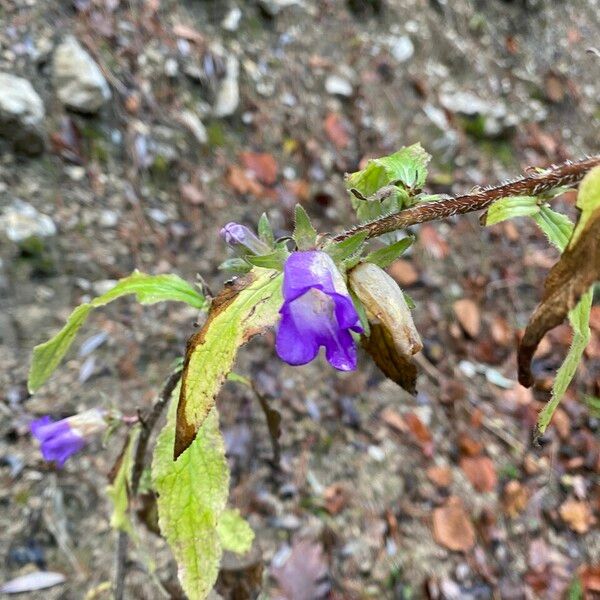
[30,408,107,467]
[275,251,363,371]
[219,222,270,255]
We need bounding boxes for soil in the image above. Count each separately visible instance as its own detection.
[1,0,599,598]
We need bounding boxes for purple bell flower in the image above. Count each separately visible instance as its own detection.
[275,251,363,371]
[30,408,107,467]
[220,222,270,255]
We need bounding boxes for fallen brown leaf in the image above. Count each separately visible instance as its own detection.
[559,498,595,534]
[432,497,476,552]
[459,456,497,493]
[226,165,265,197]
[453,298,481,338]
[240,151,278,186]
[380,407,407,433]
[388,258,419,286]
[503,480,530,517]
[324,112,350,149]
[405,412,434,457]
[427,465,453,488]
[458,433,483,457]
[419,224,449,259]
[323,483,349,515]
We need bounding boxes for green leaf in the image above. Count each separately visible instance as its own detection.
[345,143,431,199]
[536,289,592,436]
[28,271,206,392]
[107,424,141,535]
[257,212,275,247]
[532,206,574,251]
[293,204,318,250]
[216,509,254,554]
[364,237,414,269]
[485,196,540,226]
[175,268,283,457]
[324,231,369,264]
[573,164,600,237]
[245,246,288,270]
[219,257,252,274]
[153,384,229,600]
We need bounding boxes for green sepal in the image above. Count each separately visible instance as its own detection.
[293,204,318,250]
[257,212,275,247]
[245,245,289,270]
[364,236,414,269]
[218,257,252,274]
[485,196,540,226]
[324,231,369,264]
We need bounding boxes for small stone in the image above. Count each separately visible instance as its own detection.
[325,74,353,97]
[99,210,119,227]
[53,36,111,113]
[164,57,179,77]
[213,54,239,117]
[222,6,242,31]
[390,35,414,62]
[0,199,56,242]
[178,110,207,145]
[0,72,45,155]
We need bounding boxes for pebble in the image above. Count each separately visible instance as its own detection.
[0,199,56,242]
[53,36,111,113]
[258,0,301,17]
[179,110,207,145]
[325,74,353,97]
[390,35,414,62]
[222,6,242,31]
[0,72,46,154]
[213,54,240,117]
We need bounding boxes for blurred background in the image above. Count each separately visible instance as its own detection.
[1,0,599,598]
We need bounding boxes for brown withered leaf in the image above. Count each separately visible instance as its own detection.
[324,112,350,149]
[459,456,497,493]
[453,298,481,338]
[362,322,418,393]
[405,412,434,456]
[518,208,600,386]
[559,498,596,534]
[175,270,282,458]
[432,497,476,552]
[240,151,278,186]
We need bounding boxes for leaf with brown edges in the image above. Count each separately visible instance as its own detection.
[175,269,283,458]
[518,187,600,387]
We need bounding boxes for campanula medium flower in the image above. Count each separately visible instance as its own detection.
[30,408,107,467]
[275,251,363,371]
[220,222,270,255]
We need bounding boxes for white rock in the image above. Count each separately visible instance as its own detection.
[222,6,242,31]
[0,72,45,154]
[179,110,207,145]
[258,0,301,16]
[390,35,414,62]
[0,199,56,242]
[325,74,353,97]
[53,36,111,113]
[213,54,239,117]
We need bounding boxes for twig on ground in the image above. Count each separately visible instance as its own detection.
[333,155,600,242]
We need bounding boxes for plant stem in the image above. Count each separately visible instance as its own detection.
[333,155,600,242]
[113,530,129,600]
[131,369,182,495]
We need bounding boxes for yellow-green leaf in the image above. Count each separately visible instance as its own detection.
[175,268,283,458]
[153,385,228,600]
[216,509,254,554]
[107,425,141,535]
[28,271,206,392]
[485,196,539,226]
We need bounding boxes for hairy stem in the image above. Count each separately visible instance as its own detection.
[333,155,600,242]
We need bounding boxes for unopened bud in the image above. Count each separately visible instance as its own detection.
[220,222,270,255]
[349,262,422,356]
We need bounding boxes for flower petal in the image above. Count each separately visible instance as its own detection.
[322,327,358,371]
[282,251,339,301]
[276,295,320,365]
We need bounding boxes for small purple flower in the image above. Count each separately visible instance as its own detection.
[275,251,363,371]
[220,222,270,255]
[30,409,107,467]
